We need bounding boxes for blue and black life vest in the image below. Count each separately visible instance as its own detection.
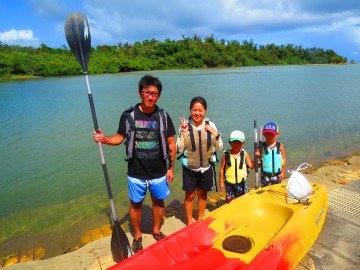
[261,141,282,175]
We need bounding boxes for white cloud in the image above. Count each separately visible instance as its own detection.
[0,29,38,41]
[81,0,360,41]
[2,0,353,58]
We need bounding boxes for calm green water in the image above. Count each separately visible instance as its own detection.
[1,65,360,257]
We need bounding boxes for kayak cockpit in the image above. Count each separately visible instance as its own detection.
[209,200,294,263]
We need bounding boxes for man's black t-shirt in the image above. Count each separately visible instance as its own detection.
[117,105,175,179]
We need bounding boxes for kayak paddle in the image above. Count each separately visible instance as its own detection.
[64,12,131,262]
[254,120,260,188]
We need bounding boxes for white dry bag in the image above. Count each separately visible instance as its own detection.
[286,163,314,204]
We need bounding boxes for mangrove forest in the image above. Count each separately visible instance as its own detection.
[0,35,348,79]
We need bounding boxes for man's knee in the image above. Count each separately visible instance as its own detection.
[151,197,165,207]
[130,200,143,210]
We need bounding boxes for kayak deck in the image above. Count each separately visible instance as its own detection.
[109,183,327,270]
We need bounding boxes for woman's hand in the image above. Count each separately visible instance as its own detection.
[179,117,189,135]
[204,124,218,137]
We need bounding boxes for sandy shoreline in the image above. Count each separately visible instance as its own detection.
[3,153,360,269]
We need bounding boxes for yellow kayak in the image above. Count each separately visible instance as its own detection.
[109,183,328,270]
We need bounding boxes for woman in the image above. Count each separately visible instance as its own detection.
[177,96,223,225]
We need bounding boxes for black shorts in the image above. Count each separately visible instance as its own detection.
[182,165,214,192]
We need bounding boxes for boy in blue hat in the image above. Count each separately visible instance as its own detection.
[260,122,286,186]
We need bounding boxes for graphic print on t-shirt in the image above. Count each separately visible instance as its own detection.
[134,119,160,159]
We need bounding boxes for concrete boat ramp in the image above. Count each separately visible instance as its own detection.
[3,157,360,270]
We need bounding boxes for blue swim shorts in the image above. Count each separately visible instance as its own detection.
[128,175,170,203]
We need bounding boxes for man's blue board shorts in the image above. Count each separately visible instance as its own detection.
[128,175,170,203]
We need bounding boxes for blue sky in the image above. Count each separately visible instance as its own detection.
[1,0,360,61]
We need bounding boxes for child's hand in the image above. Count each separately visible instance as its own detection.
[254,149,262,165]
[220,182,225,191]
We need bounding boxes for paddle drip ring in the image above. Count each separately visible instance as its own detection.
[222,235,253,253]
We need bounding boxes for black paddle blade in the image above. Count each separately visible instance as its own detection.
[64,12,91,71]
[111,219,132,262]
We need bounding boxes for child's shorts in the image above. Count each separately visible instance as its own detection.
[261,172,281,186]
[225,180,248,203]
[128,175,170,203]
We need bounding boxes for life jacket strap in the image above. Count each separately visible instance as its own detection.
[205,118,211,151]
[188,118,196,151]
[125,107,135,160]
[225,150,231,167]
[235,158,238,184]
[158,109,172,166]
[239,149,244,169]
[198,130,203,167]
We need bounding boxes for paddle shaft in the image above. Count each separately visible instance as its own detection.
[85,73,132,261]
[84,72,118,220]
[64,13,131,262]
[254,120,260,188]
[259,125,263,182]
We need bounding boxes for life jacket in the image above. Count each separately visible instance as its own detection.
[124,104,171,164]
[224,149,247,184]
[181,118,216,169]
[261,141,282,175]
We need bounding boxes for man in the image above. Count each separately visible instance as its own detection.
[93,74,176,253]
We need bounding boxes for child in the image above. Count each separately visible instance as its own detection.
[260,122,286,186]
[219,130,255,203]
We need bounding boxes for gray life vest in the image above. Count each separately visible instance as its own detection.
[182,118,216,169]
[124,105,170,163]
